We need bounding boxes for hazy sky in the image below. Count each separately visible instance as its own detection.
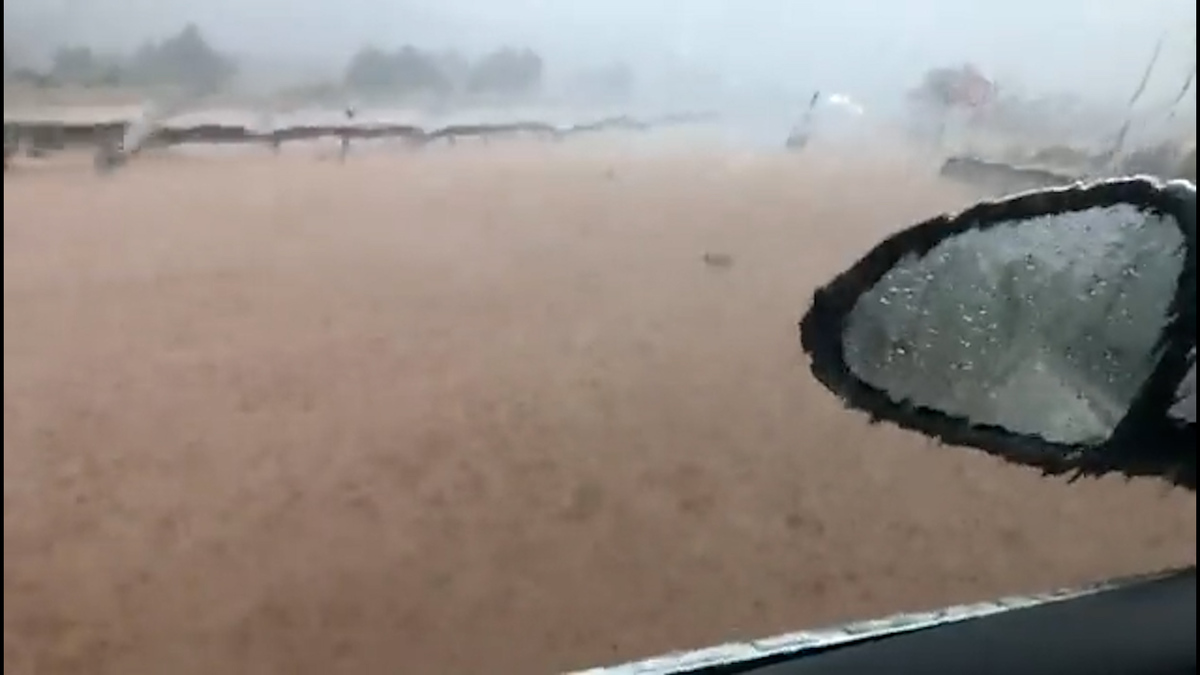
[6,0,1197,107]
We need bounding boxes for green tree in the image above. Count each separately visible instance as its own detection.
[342,45,452,96]
[126,23,237,93]
[344,45,395,90]
[49,46,125,86]
[465,47,543,97]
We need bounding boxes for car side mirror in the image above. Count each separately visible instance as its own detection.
[800,177,1196,489]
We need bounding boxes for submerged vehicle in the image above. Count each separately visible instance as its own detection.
[580,176,1196,674]
[939,142,1197,197]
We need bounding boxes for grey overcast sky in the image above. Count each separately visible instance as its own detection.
[5,0,1197,106]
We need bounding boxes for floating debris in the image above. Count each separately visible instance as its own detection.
[702,252,734,269]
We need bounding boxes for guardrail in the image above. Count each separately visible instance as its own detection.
[3,111,719,172]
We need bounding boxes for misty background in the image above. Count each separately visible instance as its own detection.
[4,0,1196,145]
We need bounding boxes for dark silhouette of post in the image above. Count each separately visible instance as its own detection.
[340,106,356,162]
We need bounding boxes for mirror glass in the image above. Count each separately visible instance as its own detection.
[842,203,1186,445]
